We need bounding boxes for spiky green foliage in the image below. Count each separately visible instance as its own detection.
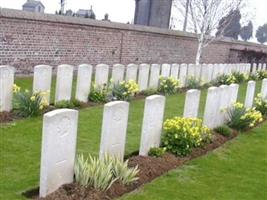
[186,77,202,89]
[74,154,139,191]
[103,155,139,185]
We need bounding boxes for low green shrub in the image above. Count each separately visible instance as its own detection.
[158,76,179,95]
[55,100,81,108]
[141,88,159,96]
[112,80,139,101]
[74,154,139,191]
[148,147,166,157]
[212,74,235,86]
[88,82,111,103]
[161,117,212,156]
[186,77,201,89]
[227,102,263,131]
[13,84,48,117]
[247,73,259,81]
[254,93,267,116]
[256,71,267,80]
[232,72,246,83]
[214,125,232,137]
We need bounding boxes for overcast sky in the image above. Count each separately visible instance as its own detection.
[0,0,266,34]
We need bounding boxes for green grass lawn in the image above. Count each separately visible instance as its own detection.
[120,122,267,200]
[0,78,265,199]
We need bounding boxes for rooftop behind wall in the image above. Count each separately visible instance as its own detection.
[0,8,266,74]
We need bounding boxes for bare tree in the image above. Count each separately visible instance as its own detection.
[173,0,245,64]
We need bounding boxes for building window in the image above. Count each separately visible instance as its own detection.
[38,6,41,12]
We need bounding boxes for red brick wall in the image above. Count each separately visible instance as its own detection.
[0,8,266,74]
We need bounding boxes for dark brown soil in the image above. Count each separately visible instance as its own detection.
[0,111,18,123]
[33,130,241,200]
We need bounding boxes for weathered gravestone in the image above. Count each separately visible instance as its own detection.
[125,64,138,81]
[33,65,52,104]
[149,64,160,89]
[139,95,166,156]
[39,109,78,197]
[55,64,74,103]
[75,64,93,102]
[112,64,125,85]
[99,101,129,160]
[183,89,201,118]
[0,65,14,112]
[138,64,150,91]
[244,81,256,108]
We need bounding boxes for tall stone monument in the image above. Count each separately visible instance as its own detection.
[134,0,172,29]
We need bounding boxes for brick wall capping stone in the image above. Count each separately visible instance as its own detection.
[1,7,267,51]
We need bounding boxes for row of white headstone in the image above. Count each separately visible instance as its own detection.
[39,78,267,198]
[1,63,266,112]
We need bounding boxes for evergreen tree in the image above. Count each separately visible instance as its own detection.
[256,23,267,44]
[240,21,253,41]
[216,9,241,40]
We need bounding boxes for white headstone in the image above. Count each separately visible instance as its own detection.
[203,87,221,128]
[224,64,231,75]
[170,64,179,79]
[0,66,15,112]
[161,64,171,78]
[33,65,52,104]
[149,64,160,89]
[139,95,166,156]
[179,63,188,87]
[229,83,239,105]
[195,65,202,81]
[183,89,201,118]
[111,64,125,85]
[39,109,78,198]
[218,64,225,76]
[75,64,93,102]
[95,64,109,88]
[212,64,220,80]
[258,63,262,71]
[187,64,195,79]
[99,101,129,160]
[55,65,74,103]
[252,63,257,74]
[201,64,213,83]
[125,64,138,81]
[138,64,150,91]
[244,80,256,109]
[261,79,267,100]
[218,85,231,125]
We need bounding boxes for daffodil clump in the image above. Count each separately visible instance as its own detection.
[161,117,212,156]
[112,80,139,101]
[254,93,267,116]
[228,102,263,131]
[13,84,49,117]
[158,76,179,95]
